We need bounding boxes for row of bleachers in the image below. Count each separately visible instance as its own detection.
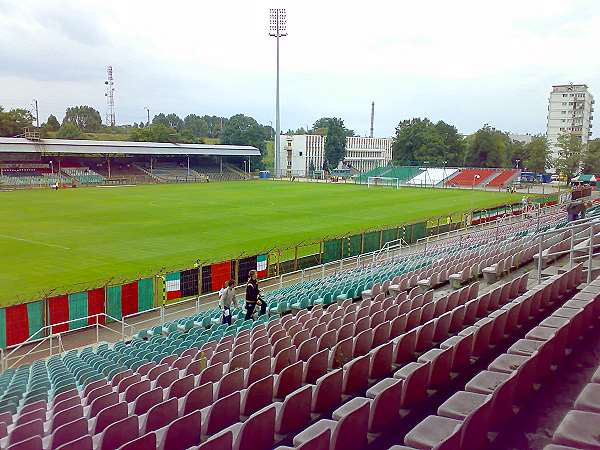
[61,168,105,185]
[137,162,204,181]
[406,168,459,187]
[0,206,589,449]
[445,168,498,187]
[486,169,518,187]
[0,167,65,187]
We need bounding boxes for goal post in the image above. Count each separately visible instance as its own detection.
[367,176,401,189]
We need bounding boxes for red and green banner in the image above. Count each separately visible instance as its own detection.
[0,301,45,349]
[210,261,232,291]
[48,295,69,334]
[106,278,154,321]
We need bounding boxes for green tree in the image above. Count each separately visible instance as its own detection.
[57,122,82,139]
[582,139,600,174]
[0,107,34,136]
[308,160,316,177]
[392,118,464,166]
[63,105,102,131]
[45,114,60,131]
[523,136,551,173]
[312,117,354,137]
[183,114,209,137]
[220,114,267,169]
[202,115,228,138]
[322,117,347,169]
[555,133,583,182]
[464,125,509,167]
[130,124,176,142]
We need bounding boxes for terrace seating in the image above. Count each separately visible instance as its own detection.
[445,169,498,187]
[405,168,459,187]
[486,169,518,187]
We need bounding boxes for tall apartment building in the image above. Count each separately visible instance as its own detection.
[546,84,594,161]
[278,134,393,176]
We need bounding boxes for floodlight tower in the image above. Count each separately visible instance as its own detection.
[269,8,287,177]
[104,66,116,126]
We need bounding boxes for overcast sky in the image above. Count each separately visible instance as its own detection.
[1,0,599,138]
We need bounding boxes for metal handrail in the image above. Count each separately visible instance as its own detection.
[1,313,134,371]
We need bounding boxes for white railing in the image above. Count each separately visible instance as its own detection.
[535,217,600,284]
[1,313,134,371]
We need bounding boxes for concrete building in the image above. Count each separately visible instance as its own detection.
[508,133,534,145]
[546,84,594,161]
[279,134,393,176]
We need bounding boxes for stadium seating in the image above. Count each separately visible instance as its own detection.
[61,168,105,184]
[405,168,459,187]
[445,169,498,187]
[486,169,518,187]
[0,203,597,450]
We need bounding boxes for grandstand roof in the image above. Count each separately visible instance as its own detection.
[0,137,261,157]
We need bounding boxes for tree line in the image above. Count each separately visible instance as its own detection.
[391,117,600,177]
[1,104,598,176]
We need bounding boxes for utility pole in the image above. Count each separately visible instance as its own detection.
[269,8,287,177]
[145,107,150,126]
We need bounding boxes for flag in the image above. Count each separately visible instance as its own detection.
[165,272,181,299]
[257,254,267,278]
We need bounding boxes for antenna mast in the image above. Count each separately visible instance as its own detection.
[370,101,374,138]
[104,66,116,126]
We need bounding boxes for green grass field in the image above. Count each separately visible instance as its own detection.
[0,181,521,305]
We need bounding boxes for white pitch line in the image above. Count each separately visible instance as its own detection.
[0,234,71,250]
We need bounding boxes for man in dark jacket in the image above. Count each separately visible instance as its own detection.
[245,270,266,319]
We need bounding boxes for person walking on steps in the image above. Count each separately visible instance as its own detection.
[219,279,238,325]
[245,270,265,319]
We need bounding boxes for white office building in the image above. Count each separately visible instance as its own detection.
[278,134,393,176]
[546,84,594,162]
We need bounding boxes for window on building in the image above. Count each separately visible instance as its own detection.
[562,111,566,114]
[563,94,567,97]
[299,152,302,156]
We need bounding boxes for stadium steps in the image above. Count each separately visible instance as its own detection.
[485,169,519,188]
[445,169,498,187]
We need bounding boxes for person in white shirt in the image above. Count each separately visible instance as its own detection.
[219,279,238,325]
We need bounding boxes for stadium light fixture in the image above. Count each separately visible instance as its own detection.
[269,8,287,177]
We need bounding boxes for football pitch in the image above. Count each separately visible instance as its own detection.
[0,181,521,305]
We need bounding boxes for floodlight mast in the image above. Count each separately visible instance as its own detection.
[269,8,287,177]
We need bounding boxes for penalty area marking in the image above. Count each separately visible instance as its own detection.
[0,234,71,250]
[96,185,138,188]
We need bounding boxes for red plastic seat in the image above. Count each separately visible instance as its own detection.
[93,401,128,435]
[342,355,370,396]
[48,417,88,450]
[275,385,312,435]
[304,349,328,384]
[229,404,276,450]
[116,432,156,450]
[274,361,302,400]
[369,341,393,380]
[311,369,343,414]
[242,375,274,417]
[160,410,202,450]
[201,391,240,437]
[142,398,177,433]
[167,374,195,399]
[98,415,139,450]
[215,368,244,399]
[180,382,214,416]
[132,387,163,415]
[295,398,369,450]
[553,410,600,449]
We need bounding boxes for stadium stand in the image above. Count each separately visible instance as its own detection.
[136,162,205,182]
[485,169,519,187]
[405,168,459,187]
[61,167,105,185]
[0,204,597,449]
[445,168,498,187]
[0,167,65,187]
